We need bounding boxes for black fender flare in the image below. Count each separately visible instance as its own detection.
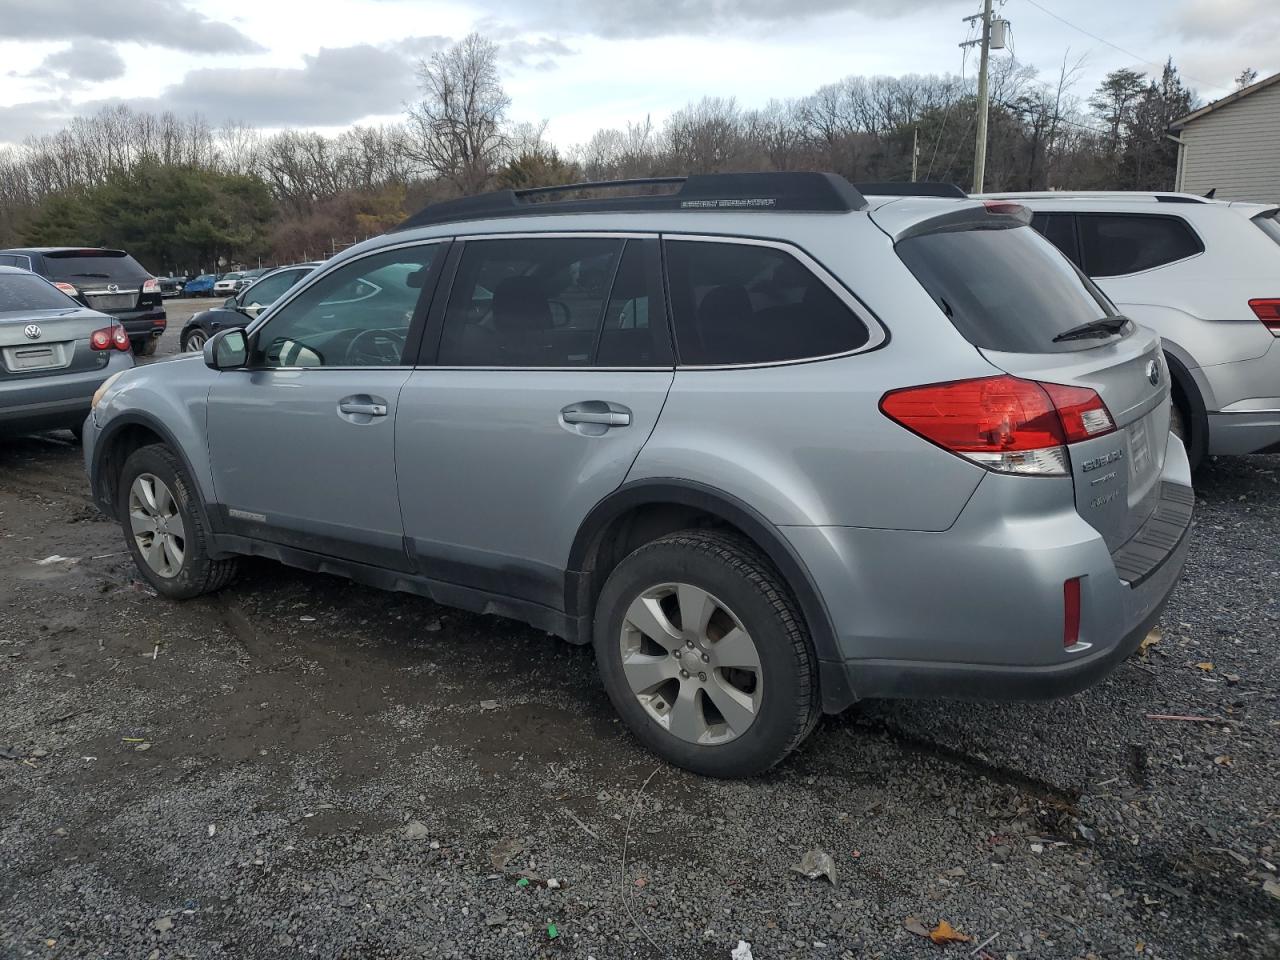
[92,411,215,531]
[567,479,855,712]
[1162,349,1208,467]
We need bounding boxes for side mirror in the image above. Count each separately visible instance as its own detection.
[244,302,265,319]
[223,296,237,309]
[204,328,248,370]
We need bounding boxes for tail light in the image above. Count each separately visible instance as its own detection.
[142,278,160,295]
[880,375,1116,476]
[982,199,1028,218]
[1249,299,1280,335]
[90,325,131,351]
[53,281,78,297]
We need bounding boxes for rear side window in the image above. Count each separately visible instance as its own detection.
[1077,214,1203,277]
[0,273,79,312]
[665,239,868,365]
[897,226,1117,354]
[439,236,666,367]
[41,250,149,283]
[1030,213,1081,265]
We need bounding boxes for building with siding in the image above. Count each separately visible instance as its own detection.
[1171,71,1280,202]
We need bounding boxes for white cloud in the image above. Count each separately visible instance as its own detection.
[0,0,261,54]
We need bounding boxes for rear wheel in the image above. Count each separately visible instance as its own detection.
[117,444,238,599]
[133,336,158,357]
[593,529,819,778]
[1168,376,1206,472]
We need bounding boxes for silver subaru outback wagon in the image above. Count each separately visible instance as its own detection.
[83,173,1192,777]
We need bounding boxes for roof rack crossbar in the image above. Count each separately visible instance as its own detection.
[394,172,868,231]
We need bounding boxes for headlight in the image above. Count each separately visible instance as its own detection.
[92,371,126,410]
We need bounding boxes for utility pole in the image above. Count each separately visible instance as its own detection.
[963,0,994,193]
[911,127,919,182]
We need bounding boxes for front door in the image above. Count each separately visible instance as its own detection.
[206,242,445,568]
[396,235,674,608]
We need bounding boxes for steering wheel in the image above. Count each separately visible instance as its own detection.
[548,299,572,328]
[345,328,406,366]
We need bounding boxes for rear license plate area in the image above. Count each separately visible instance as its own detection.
[10,347,58,371]
[1127,417,1153,483]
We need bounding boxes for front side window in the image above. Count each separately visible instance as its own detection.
[1077,214,1203,277]
[665,239,869,365]
[251,246,437,368]
[438,237,625,367]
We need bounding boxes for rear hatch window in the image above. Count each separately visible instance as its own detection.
[42,250,150,284]
[896,226,1124,354]
[0,273,79,312]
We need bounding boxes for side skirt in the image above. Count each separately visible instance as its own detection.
[212,533,579,641]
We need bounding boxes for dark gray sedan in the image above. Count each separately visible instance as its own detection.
[0,266,134,440]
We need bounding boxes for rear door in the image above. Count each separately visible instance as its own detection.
[395,235,674,609]
[894,219,1172,550]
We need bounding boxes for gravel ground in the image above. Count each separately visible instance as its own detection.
[1,306,1277,959]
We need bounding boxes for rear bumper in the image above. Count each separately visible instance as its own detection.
[791,434,1193,708]
[1201,341,1280,454]
[115,310,167,339]
[0,351,134,434]
[1206,409,1280,455]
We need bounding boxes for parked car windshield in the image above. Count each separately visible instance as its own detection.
[896,224,1121,354]
[41,249,149,282]
[1252,212,1280,246]
[0,272,79,312]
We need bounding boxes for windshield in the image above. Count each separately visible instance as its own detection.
[1253,212,1280,246]
[42,250,149,283]
[0,273,80,312]
[896,225,1122,354]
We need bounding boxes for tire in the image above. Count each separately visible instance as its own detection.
[133,336,158,357]
[593,529,819,778]
[1169,388,1205,472]
[117,444,238,600]
[181,328,207,353]
[68,423,83,443]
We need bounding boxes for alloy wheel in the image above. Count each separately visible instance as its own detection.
[128,473,186,578]
[184,330,207,352]
[619,582,763,745]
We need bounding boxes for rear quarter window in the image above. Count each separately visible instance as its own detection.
[665,239,870,365]
[896,225,1120,354]
[1077,214,1203,277]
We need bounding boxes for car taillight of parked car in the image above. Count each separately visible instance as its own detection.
[53,281,78,297]
[142,278,160,294]
[90,325,132,351]
[1248,298,1280,336]
[879,375,1116,477]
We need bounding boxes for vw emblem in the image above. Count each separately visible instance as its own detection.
[1146,359,1160,386]
[23,324,41,340]
[106,283,119,294]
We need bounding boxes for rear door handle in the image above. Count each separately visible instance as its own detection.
[561,406,631,427]
[339,399,388,417]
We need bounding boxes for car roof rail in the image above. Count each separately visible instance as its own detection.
[854,181,968,199]
[394,172,868,231]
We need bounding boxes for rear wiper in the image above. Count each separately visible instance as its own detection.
[1052,315,1130,343]
[69,272,111,278]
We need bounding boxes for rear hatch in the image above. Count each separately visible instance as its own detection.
[0,273,118,380]
[885,201,1172,552]
[41,249,159,316]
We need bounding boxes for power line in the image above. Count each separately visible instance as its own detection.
[1021,0,1233,94]
[925,20,975,180]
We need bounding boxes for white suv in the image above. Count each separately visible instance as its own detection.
[980,191,1280,467]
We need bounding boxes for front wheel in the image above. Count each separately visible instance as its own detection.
[593,529,819,778]
[181,328,207,352]
[117,444,238,599]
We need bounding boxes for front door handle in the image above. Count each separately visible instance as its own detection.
[339,397,388,417]
[561,403,631,427]
[562,409,630,426]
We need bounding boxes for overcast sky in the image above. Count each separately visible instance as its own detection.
[1,0,1276,149]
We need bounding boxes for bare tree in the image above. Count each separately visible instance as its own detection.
[405,33,510,195]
